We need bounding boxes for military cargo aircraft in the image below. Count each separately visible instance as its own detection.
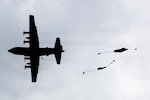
[8,15,64,82]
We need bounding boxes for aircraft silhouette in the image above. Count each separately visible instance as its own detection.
[8,15,64,82]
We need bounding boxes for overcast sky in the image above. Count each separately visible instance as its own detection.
[1,0,150,100]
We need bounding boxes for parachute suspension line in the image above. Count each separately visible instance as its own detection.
[83,69,97,75]
[105,60,115,67]
[97,51,113,55]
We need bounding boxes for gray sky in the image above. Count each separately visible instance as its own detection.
[1,0,150,100]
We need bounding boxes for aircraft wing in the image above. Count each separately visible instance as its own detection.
[24,15,40,82]
[29,15,39,82]
[24,15,39,48]
[30,54,39,82]
[29,15,39,48]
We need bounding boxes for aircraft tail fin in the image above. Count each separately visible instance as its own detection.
[54,38,64,64]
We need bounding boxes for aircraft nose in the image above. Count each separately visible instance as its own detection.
[8,48,13,53]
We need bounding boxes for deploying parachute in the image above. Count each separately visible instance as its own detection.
[97,48,137,55]
[83,60,115,75]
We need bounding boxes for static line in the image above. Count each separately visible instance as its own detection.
[97,51,113,55]
[83,60,115,75]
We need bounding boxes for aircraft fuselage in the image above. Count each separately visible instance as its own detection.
[8,47,57,56]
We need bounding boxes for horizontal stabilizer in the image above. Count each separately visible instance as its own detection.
[54,38,64,64]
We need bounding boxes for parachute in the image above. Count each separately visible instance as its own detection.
[83,60,115,75]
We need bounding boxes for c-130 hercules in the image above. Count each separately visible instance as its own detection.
[8,15,64,82]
